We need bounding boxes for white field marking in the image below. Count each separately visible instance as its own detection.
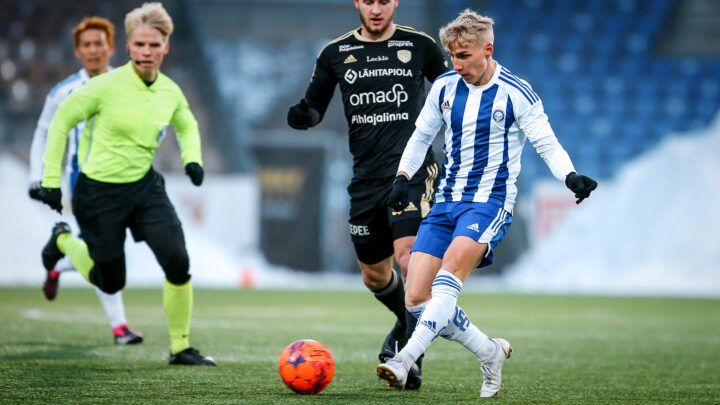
[196,306,353,318]
[20,309,387,335]
[219,349,377,363]
[495,327,720,345]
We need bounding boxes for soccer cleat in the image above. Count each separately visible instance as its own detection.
[376,356,408,391]
[378,319,405,362]
[378,320,422,390]
[112,324,144,345]
[42,269,60,300]
[169,347,216,366]
[42,222,71,271]
[405,361,422,390]
[480,338,513,398]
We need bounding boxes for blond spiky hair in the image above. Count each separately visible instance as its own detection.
[439,8,494,50]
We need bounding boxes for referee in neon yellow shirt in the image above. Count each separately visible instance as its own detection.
[35,2,214,366]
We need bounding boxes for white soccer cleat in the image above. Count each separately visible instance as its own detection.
[480,338,513,398]
[376,356,408,392]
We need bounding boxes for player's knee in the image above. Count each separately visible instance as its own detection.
[395,251,411,277]
[147,227,191,285]
[361,270,385,291]
[392,243,413,278]
[93,258,126,294]
[360,262,392,291]
[163,250,190,285]
[100,281,124,295]
[405,289,430,308]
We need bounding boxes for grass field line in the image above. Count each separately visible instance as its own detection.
[20,308,388,335]
[21,308,720,345]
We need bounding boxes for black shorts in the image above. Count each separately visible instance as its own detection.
[72,168,181,262]
[348,161,439,246]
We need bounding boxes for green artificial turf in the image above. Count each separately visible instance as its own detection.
[0,288,718,404]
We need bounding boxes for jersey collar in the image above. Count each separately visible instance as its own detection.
[352,24,396,43]
[80,65,113,82]
[78,68,90,82]
[124,61,162,90]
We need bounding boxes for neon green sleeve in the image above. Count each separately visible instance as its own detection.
[171,91,203,166]
[41,85,100,188]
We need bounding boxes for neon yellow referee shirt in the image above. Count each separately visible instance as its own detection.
[42,61,202,187]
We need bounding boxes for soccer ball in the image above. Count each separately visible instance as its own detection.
[278,339,335,394]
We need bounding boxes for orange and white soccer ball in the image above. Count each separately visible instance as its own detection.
[278,339,335,394]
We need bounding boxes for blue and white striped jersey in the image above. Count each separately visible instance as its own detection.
[399,62,575,213]
[29,67,112,192]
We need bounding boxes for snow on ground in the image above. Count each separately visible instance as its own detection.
[501,115,720,297]
[2,115,719,296]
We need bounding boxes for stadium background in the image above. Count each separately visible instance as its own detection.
[0,0,718,296]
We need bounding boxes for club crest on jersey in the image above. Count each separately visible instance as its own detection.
[397,50,412,63]
[492,105,506,123]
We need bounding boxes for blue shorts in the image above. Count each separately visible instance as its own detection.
[412,202,512,268]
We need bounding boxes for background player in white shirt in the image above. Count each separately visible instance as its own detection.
[376,9,597,397]
[28,16,143,345]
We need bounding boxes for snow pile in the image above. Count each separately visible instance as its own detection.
[503,115,720,297]
[0,154,316,289]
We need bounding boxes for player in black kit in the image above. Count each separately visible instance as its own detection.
[287,0,447,390]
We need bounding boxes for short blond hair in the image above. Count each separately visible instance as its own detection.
[439,9,494,50]
[125,2,174,40]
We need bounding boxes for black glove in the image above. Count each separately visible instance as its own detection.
[28,181,43,201]
[36,187,63,213]
[565,172,597,204]
[185,163,204,186]
[387,175,410,212]
[287,99,319,130]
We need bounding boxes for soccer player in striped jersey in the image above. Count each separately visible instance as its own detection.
[288,0,449,389]
[376,9,597,397]
[28,16,143,345]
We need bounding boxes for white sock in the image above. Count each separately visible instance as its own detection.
[397,270,462,370]
[95,287,128,329]
[406,301,428,319]
[55,256,75,272]
[441,306,497,361]
[410,299,496,361]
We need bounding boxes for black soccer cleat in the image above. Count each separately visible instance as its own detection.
[378,320,422,390]
[169,347,216,366]
[378,319,405,363]
[42,222,71,271]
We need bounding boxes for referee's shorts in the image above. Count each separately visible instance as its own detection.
[72,168,182,262]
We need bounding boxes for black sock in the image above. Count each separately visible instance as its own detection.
[372,268,406,325]
[403,308,417,343]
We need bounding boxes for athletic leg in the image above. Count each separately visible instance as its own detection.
[143,226,213,365]
[53,230,141,342]
[381,204,514,395]
[143,225,192,354]
[378,237,486,390]
[129,170,213,365]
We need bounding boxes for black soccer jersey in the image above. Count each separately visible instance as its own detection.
[304,25,448,179]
